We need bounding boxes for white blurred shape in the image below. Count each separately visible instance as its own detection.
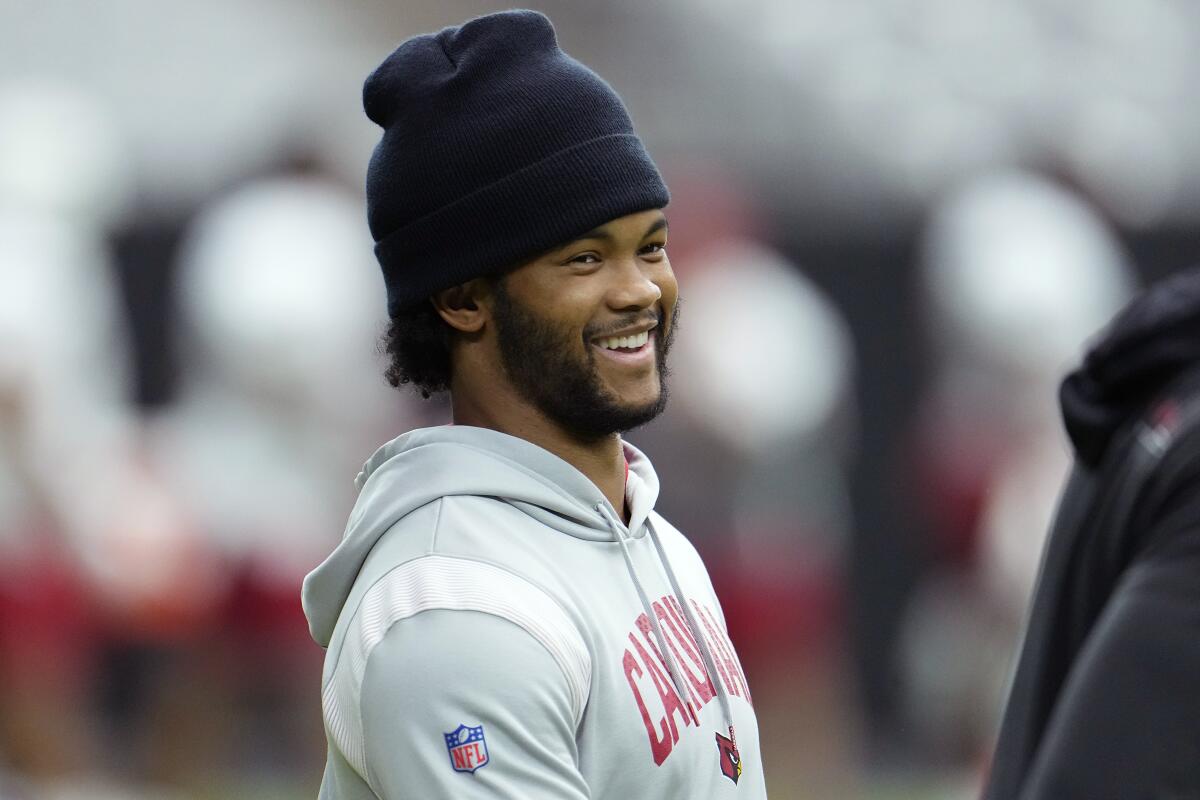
[674,241,854,455]
[0,213,133,550]
[177,176,385,419]
[922,170,1134,381]
[0,216,127,403]
[166,176,398,580]
[0,81,133,229]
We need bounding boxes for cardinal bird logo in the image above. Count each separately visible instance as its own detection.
[716,731,742,784]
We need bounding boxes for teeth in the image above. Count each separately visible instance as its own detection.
[599,330,650,350]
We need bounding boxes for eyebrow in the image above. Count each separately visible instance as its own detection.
[571,214,669,244]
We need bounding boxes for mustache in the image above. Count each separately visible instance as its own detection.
[584,311,662,340]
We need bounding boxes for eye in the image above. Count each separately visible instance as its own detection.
[566,252,601,265]
[640,242,667,256]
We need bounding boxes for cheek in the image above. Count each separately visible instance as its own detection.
[502,271,597,341]
[537,286,607,343]
[656,266,680,319]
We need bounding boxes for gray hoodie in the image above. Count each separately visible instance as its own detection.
[303,425,765,798]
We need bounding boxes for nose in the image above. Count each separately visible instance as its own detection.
[607,258,663,311]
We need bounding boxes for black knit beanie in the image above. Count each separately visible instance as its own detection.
[363,9,670,316]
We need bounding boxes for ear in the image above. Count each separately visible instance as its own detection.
[431,278,491,334]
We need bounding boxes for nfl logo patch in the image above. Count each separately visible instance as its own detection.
[444,723,490,773]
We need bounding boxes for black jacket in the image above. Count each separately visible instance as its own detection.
[984,267,1200,800]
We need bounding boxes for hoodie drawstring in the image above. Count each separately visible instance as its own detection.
[596,503,738,750]
[646,517,739,753]
[600,503,696,716]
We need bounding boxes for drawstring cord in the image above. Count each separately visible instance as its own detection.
[599,503,696,717]
[646,518,739,753]
[597,502,738,750]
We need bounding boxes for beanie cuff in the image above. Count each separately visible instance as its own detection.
[376,133,669,315]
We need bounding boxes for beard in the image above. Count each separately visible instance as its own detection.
[491,280,675,442]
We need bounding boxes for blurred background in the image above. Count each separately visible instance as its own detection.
[1,0,1197,797]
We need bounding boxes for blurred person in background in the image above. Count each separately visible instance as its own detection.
[302,10,767,798]
[898,170,1133,775]
[0,79,158,786]
[126,172,410,787]
[985,265,1200,798]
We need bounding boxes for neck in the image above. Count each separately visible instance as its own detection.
[450,386,628,522]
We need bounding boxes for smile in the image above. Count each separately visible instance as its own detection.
[592,330,655,365]
[597,330,650,351]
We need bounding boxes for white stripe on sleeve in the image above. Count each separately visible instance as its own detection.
[321,554,592,783]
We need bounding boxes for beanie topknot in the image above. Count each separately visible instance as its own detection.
[363,9,670,316]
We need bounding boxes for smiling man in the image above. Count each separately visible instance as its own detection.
[302,10,766,799]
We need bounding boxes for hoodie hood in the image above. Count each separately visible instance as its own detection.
[1061,266,1200,468]
[301,425,660,646]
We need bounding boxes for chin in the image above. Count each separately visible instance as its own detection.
[553,379,667,440]
[609,378,662,411]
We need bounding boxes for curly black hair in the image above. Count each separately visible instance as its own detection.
[380,300,453,398]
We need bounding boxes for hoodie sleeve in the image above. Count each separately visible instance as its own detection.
[359,609,592,799]
[1016,486,1200,798]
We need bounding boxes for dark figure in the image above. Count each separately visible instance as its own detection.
[985,266,1200,799]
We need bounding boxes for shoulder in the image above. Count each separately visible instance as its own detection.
[1132,429,1200,562]
[357,608,593,798]
[649,512,710,575]
[322,552,592,779]
[352,553,591,695]
[1116,385,1200,560]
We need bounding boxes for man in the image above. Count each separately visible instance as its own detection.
[302,10,766,799]
[984,266,1200,798]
